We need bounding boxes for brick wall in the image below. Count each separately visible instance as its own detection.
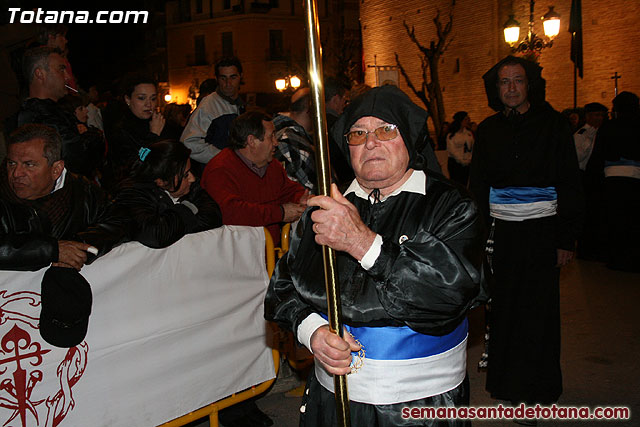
[360,0,640,130]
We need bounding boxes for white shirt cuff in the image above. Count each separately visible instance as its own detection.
[359,234,383,270]
[296,313,329,353]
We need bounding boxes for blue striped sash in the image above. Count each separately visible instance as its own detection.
[321,315,468,360]
[490,186,557,221]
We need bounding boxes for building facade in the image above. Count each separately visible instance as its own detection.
[165,0,361,109]
[360,0,640,127]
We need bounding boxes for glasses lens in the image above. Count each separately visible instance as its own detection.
[346,130,366,145]
[375,125,398,141]
[345,124,397,145]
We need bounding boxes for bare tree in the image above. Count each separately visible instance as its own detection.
[395,5,454,140]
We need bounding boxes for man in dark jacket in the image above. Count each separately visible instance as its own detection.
[5,46,105,179]
[265,86,485,426]
[1,124,125,271]
[469,56,584,415]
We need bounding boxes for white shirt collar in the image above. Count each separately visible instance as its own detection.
[52,168,67,193]
[165,189,180,204]
[344,169,426,203]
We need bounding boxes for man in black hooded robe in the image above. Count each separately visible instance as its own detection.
[469,56,584,410]
[265,85,485,426]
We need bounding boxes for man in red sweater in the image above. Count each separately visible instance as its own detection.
[201,111,308,245]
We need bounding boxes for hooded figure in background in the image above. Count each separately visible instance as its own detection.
[595,91,640,272]
[265,85,485,426]
[469,56,584,413]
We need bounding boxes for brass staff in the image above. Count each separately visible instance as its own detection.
[303,0,351,425]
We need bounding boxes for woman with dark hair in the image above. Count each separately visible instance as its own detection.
[446,111,474,186]
[105,74,166,186]
[114,140,222,248]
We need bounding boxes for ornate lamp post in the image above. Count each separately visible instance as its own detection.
[504,1,560,59]
[275,75,302,92]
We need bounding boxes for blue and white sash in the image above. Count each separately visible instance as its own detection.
[489,186,557,221]
[604,158,640,179]
[315,318,468,405]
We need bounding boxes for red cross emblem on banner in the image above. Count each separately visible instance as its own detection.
[0,290,88,427]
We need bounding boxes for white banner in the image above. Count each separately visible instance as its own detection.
[0,226,275,427]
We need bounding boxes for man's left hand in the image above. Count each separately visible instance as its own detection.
[557,249,574,267]
[308,183,376,261]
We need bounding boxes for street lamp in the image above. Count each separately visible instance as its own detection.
[275,75,302,92]
[503,1,560,55]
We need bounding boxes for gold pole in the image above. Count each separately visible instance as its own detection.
[303,0,351,425]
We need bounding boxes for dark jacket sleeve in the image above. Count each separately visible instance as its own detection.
[113,181,223,249]
[179,181,223,232]
[75,203,132,264]
[0,200,58,271]
[72,176,130,263]
[365,190,486,334]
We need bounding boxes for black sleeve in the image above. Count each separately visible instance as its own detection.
[75,201,133,264]
[179,181,223,232]
[0,201,58,271]
[365,193,486,335]
[114,186,199,249]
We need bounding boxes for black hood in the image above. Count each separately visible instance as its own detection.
[482,55,546,112]
[331,85,430,171]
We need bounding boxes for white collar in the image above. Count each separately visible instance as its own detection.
[165,189,180,204]
[52,168,67,193]
[344,169,426,203]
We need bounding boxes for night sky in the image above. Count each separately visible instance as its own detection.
[2,0,164,93]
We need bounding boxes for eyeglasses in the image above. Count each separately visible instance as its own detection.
[344,124,398,146]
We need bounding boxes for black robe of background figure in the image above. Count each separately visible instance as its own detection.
[592,96,640,272]
[469,56,583,406]
[471,103,583,250]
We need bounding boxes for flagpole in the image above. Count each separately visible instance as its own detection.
[573,61,577,109]
[303,0,351,426]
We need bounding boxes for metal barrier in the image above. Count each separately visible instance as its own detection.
[278,223,291,259]
[158,228,281,427]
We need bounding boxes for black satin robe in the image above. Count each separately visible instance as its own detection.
[469,101,584,404]
[264,171,486,339]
